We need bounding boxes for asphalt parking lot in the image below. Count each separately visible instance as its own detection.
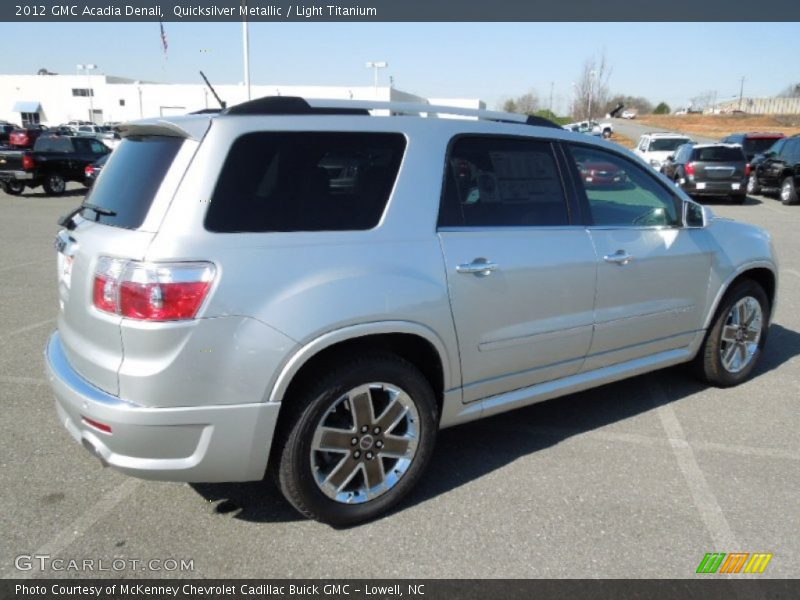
[1,183,798,579]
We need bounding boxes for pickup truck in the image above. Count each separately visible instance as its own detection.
[563,119,614,138]
[0,134,110,196]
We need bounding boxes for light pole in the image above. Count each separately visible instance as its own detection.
[365,61,388,97]
[549,81,554,114]
[77,64,97,123]
[738,76,746,111]
[242,1,251,100]
[587,69,596,121]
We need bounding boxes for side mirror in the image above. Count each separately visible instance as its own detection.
[683,199,707,228]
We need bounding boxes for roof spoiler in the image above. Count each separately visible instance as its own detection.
[117,118,211,141]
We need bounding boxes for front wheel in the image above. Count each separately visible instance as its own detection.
[780,176,798,205]
[43,174,66,196]
[275,353,438,526]
[693,280,770,387]
[3,180,24,195]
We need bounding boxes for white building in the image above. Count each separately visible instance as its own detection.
[0,73,484,126]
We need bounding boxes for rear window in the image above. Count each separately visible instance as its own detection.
[649,138,691,152]
[691,146,745,162]
[204,132,406,233]
[84,136,183,229]
[34,136,74,153]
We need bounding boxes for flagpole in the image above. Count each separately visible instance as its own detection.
[242,1,251,100]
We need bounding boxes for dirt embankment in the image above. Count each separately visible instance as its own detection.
[635,114,800,140]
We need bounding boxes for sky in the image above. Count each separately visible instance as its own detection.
[1,22,797,113]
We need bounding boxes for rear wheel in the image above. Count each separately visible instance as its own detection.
[3,180,24,195]
[43,174,66,196]
[693,279,769,387]
[746,173,760,195]
[274,353,438,526]
[780,176,798,205]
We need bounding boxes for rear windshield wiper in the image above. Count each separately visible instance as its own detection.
[58,203,118,230]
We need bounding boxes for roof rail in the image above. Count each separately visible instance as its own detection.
[220,96,562,129]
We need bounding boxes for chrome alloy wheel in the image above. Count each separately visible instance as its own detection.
[48,175,65,194]
[310,383,420,504]
[719,296,763,374]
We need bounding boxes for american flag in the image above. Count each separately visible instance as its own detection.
[159,22,168,58]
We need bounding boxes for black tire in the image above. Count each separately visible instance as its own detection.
[274,353,438,526]
[780,176,798,205]
[746,173,760,196]
[693,279,770,388]
[43,174,66,196]
[3,180,24,195]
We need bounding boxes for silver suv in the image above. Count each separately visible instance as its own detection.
[46,97,778,525]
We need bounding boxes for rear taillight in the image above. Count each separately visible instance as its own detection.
[22,154,35,170]
[685,162,696,176]
[85,165,95,177]
[92,258,215,321]
[745,163,751,177]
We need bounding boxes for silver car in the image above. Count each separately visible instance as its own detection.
[46,97,778,525]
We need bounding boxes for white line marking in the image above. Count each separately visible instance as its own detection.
[647,377,737,550]
[0,257,51,273]
[3,479,141,579]
[0,318,55,342]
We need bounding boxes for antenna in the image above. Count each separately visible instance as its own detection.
[199,70,226,109]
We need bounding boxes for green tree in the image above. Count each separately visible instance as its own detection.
[502,99,518,113]
[653,102,671,115]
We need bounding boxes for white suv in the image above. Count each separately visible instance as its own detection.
[635,132,693,171]
[46,97,777,525]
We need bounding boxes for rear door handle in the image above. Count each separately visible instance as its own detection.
[603,250,634,266]
[456,258,498,276]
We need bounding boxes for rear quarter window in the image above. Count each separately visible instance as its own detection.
[84,136,183,229]
[204,132,406,233]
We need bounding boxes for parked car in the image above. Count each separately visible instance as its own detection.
[563,120,613,138]
[7,124,49,149]
[661,143,748,204]
[46,97,777,525]
[634,132,693,171]
[575,157,628,187]
[719,132,785,164]
[0,134,110,195]
[84,153,109,187]
[746,135,800,204]
[621,110,637,119]
[0,122,20,145]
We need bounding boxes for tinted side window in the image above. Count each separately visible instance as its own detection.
[34,137,73,153]
[438,137,569,228]
[785,139,800,163]
[205,132,406,233]
[568,145,680,228]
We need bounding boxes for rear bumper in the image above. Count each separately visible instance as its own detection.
[684,180,746,196]
[45,331,281,482]
[0,171,34,181]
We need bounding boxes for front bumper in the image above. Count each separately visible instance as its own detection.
[45,331,281,482]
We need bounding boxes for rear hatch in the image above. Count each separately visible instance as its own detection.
[691,146,746,183]
[0,149,26,172]
[55,123,205,395]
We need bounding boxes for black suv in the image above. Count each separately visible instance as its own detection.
[720,132,785,163]
[747,135,800,204]
[661,143,748,204]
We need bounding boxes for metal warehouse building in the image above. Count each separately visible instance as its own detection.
[0,72,484,126]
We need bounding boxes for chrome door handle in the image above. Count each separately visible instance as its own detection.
[456,258,498,276]
[603,250,634,265]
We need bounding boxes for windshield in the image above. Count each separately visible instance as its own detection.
[649,138,691,152]
[84,136,183,229]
